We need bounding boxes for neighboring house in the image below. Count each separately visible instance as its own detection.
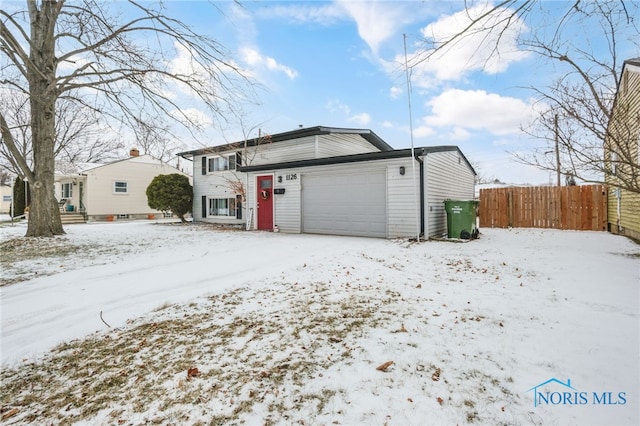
[178,126,476,239]
[605,58,640,241]
[55,149,192,222]
[0,183,12,214]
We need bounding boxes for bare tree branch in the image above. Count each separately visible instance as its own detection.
[414,0,639,192]
[1,0,255,236]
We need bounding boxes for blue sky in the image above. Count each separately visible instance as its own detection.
[153,1,638,184]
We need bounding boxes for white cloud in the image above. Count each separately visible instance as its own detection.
[326,99,351,115]
[168,43,207,81]
[412,123,435,138]
[348,112,371,126]
[389,86,403,99]
[399,4,529,86]
[449,127,472,140]
[239,47,298,80]
[326,99,371,126]
[171,108,213,129]
[256,3,346,26]
[423,89,534,135]
[337,0,409,54]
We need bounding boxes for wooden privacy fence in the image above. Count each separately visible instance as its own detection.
[479,185,607,231]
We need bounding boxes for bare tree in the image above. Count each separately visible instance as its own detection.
[1,88,124,180]
[1,1,251,237]
[413,0,639,192]
[0,89,31,179]
[131,116,184,163]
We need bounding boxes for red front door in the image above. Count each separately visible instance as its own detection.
[257,175,274,230]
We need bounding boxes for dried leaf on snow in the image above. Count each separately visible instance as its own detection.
[376,361,394,372]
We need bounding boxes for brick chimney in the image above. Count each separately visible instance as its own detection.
[129,148,140,157]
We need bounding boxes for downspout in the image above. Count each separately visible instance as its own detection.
[616,187,622,232]
[415,150,425,237]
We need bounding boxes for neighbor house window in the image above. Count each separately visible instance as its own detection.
[207,153,239,173]
[61,183,72,198]
[114,181,128,193]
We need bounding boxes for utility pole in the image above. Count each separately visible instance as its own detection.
[554,114,561,186]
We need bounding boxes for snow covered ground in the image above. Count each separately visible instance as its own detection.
[1,219,638,425]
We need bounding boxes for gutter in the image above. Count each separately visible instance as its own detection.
[415,151,425,237]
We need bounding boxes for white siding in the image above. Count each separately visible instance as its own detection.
[387,159,422,238]
[193,154,245,224]
[273,174,302,233]
[247,137,316,166]
[199,134,384,170]
[423,151,476,238]
[247,157,421,238]
[316,134,382,157]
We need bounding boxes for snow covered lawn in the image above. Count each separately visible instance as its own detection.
[1,220,638,425]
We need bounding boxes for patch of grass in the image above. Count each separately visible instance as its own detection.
[0,278,408,424]
[153,301,173,312]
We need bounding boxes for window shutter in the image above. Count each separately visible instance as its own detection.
[236,195,242,219]
[229,154,236,171]
[201,157,206,175]
[236,152,242,169]
[201,196,206,218]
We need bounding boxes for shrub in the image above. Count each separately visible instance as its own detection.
[146,174,192,223]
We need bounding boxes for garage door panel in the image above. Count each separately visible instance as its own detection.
[302,172,386,237]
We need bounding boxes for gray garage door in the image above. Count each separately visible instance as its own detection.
[302,171,387,237]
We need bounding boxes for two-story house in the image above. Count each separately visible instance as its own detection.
[178,126,476,239]
[606,58,640,240]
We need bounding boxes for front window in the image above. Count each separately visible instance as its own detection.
[209,198,236,216]
[61,183,73,198]
[114,181,128,193]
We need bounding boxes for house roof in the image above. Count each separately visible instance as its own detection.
[624,57,640,67]
[55,154,187,179]
[240,145,477,176]
[176,126,394,158]
[623,57,640,73]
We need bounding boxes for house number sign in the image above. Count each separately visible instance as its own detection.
[285,173,297,181]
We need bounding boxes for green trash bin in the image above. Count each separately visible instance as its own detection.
[443,199,479,239]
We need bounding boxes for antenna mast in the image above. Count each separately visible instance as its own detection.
[404,33,420,242]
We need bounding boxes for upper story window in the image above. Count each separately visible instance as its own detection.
[61,182,73,198]
[114,181,128,193]
[202,153,240,175]
[209,156,228,172]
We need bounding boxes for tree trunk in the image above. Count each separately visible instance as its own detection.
[26,1,63,237]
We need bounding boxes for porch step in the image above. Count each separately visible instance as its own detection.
[60,213,87,224]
